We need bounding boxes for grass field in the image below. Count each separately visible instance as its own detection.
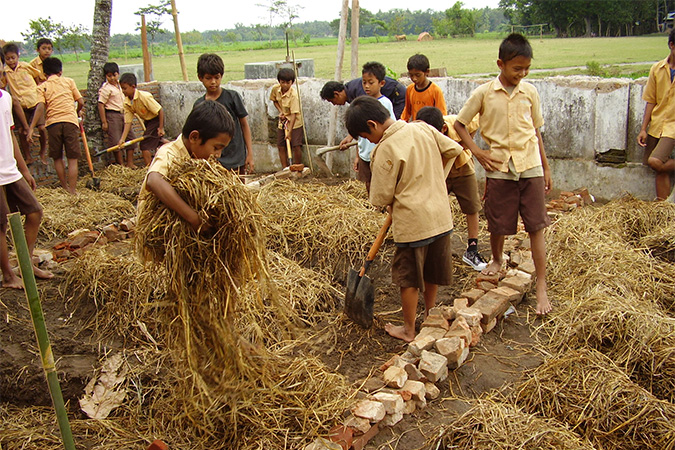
[58,34,667,89]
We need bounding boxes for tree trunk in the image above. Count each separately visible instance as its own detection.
[350,0,360,79]
[84,0,112,156]
[584,16,591,37]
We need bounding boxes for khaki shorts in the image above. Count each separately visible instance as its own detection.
[0,178,42,233]
[276,126,304,148]
[47,122,81,160]
[650,136,675,163]
[392,232,453,290]
[484,177,550,235]
[446,173,481,215]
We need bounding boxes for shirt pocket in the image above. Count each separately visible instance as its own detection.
[518,98,533,126]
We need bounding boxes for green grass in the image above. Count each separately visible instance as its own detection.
[55,34,667,89]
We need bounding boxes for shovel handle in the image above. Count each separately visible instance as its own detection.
[95,137,145,157]
[79,121,95,174]
[316,141,357,156]
[359,213,392,277]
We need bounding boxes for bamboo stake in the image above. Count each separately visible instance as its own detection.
[8,212,75,450]
[141,15,152,82]
[291,51,315,174]
[170,0,189,81]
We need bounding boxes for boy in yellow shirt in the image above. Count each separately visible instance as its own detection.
[29,38,53,84]
[269,68,303,167]
[119,73,164,167]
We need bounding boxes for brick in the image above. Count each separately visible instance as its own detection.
[362,377,385,393]
[435,337,464,367]
[427,306,444,317]
[351,400,386,423]
[453,298,469,310]
[102,224,123,242]
[419,350,448,383]
[329,425,353,450]
[509,251,523,267]
[481,317,498,334]
[351,423,380,450]
[456,307,483,327]
[490,286,522,303]
[400,380,426,401]
[33,248,53,263]
[574,187,594,205]
[69,231,101,249]
[424,382,440,400]
[400,351,419,365]
[518,260,536,275]
[408,334,437,356]
[477,281,497,291]
[344,415,372,435]
[456,346,470,368]
[404,363,424,381]
[500,276,530,294]
[445,316,472,347]
[438,305,457,321]
[304,439,343,450]
[379,355,401,372]
[119,218,135,232]
[403,399,416,414]
[476,272,501,286]
[421,314,450,330]
[380,411,404,427]
[383,366,408,389]
[472,290,511,324]
[373,392,405,415]
[414,396,428,410]
[459,289,485,305]
[398,389,412,402]
[469,324,483,347]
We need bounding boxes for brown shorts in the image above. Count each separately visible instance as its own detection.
[484,176,550,235]
[356,156,372,185]
[650,136,675,163]
[47,122,81,160]
[446,173,481,215]
[276,126,304,148]
[392,232,453,290]
[141,116,161,151]
[0,178,42,233]
[642,134,660,165]
[105,110,137,150]
[14,106,45,130]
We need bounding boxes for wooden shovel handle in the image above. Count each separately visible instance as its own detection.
[359,213,392,277]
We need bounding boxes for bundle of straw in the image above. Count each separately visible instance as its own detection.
[36,188,136,239]
[78,165,147,202]
[440,396,595,450]
[257,179,386,276]
[515,348,675,450]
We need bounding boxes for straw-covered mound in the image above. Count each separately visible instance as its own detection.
[440,396,596,450]
[515,348,675,450]
[257,179,387,276]
[78,164,147,202]
[36,187,136,239]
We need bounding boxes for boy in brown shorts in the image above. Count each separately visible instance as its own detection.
[345,96,464,342]
[33,57,84,195]
[269,68,303,167]
[454,33,552,315]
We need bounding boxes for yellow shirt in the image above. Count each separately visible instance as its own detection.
[643,57,675,138]
[37,75,82,127]
[123,88,162,123]
[98,81,125,112]
[1,62,40,108]
[138,136,190,210]
[457,77,544,174]
[269,84,303,129]
[29,56,47,84]
[443,114,479,177]
[369,121,463,243]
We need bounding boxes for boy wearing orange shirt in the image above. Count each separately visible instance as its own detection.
[401,54,447,122]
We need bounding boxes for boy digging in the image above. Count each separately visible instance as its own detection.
[346,96,464,342]
[454,33,552,315]
[401,53,447,122]
[269,68,303,168]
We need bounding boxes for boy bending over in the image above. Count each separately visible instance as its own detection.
[454,33,552,315]
[346,96,463,342]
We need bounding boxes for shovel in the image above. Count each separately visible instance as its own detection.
[79,121,100,189]
[345,213,392,328]
[93,136,145,157]
[316,141,357,157]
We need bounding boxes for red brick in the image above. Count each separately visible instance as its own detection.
[421,314,449,330]
[472,290,511,324]
[445,316,472,346]
[459,289,485,305]
[481,317,498,333]
[476,272,500,286]
[352,423,380,450]
[491,285,522,303]
[329,425,353,450]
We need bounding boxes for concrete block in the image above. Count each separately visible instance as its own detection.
[459,289,485,305]
[472,290,511,324]
[456,307,483,327]
[244,59,315,79]
[351,400,386,423]
[373,392,405,415]
[421,314,450,330]
[383,366,408,389]
[419,350,448,383]
[408,334,437,356]
[424,382,440,400]
[400,379,426,401]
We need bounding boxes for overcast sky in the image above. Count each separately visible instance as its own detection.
[3,0,501,42]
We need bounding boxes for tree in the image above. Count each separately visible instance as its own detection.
[257,0,287,43]
[433,2,476,37]
[61,25,90,60]
[22,17,66,54]
[135,0,172,54]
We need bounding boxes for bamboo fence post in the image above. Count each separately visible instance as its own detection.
[141,15,152,82]
[170,0,189,81]
[8,213,75,450]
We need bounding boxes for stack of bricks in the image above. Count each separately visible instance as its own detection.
[51,218,136,262]
[304,251,536,450]
[546,187,595,212]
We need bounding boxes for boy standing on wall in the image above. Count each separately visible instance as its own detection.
[270,68,303,168]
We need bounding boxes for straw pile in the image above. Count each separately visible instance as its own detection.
[440,396,595,450]
[36,187,136,239]
[515,348,675,450]
[78,165,147,202]
[257,179,386,276]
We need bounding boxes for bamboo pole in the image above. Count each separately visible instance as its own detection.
[170,0,189,81]
[141,15,152,82]
[291,51,315,174]
[8,213,75,450]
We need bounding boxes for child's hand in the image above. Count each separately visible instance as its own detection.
[353,156,359,172]
[158,127,165,137]
[474,148,502,172]
[285,128,291,140]
[637,130,648,147]
[25,127,34,144]
[339,136,354,149]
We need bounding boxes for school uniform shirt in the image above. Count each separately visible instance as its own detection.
[443,114,479,177]
[358,96,394,163]
[269,84,303,129]
[456,77,544,175]
[37,75,82,127]
[1,62,40,109]
[643,56,675,139]
[0,90,23,186]
[138,135,190,210]
[98,81,125,112]
[345,76,406,119]
[123,89,162,124]
[29,57,47,84]
[194,89,248,169]
[369,121,463,243]
[401,81,447,122]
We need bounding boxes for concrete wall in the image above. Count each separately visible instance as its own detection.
[156,75,660,201]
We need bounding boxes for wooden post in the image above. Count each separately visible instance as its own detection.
[327,0,350,148]
[170,0,189,81]
[140,15,152,82]
[350,0,360,78]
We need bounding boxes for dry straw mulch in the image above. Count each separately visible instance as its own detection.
[515,348,675,450]
[78,164,148,202]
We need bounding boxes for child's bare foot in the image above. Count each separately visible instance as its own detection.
[33,266,54,280]
[384,323,415,342]
[535,283,552,315]
[2,273,24,289]
[481,259,503,276]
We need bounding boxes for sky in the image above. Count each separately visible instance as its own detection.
[2,0,500,42]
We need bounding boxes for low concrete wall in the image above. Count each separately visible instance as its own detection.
[155,74,660,201]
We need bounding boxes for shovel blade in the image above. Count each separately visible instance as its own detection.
[345,268,374,328]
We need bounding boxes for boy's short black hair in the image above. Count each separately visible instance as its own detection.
[277,67,295,82]
[197,53,224,78]
[669,28,675,46]
[407,54,430,72]
[42,57,62,76]
[416,106,444,132]
[345,96,390,138]
[499,33,533,62]
[362,61,386,82]
[183,100,235,144]
[103,62,119,75]
[320,81,345,100]
[36,38,53,49]
[119,73,137,86]
[2,43,19,56]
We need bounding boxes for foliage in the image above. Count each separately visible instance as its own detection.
[61,25,90,59]
[433,1,478,37]
[586,60,608,77]
[135,0,171,54]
